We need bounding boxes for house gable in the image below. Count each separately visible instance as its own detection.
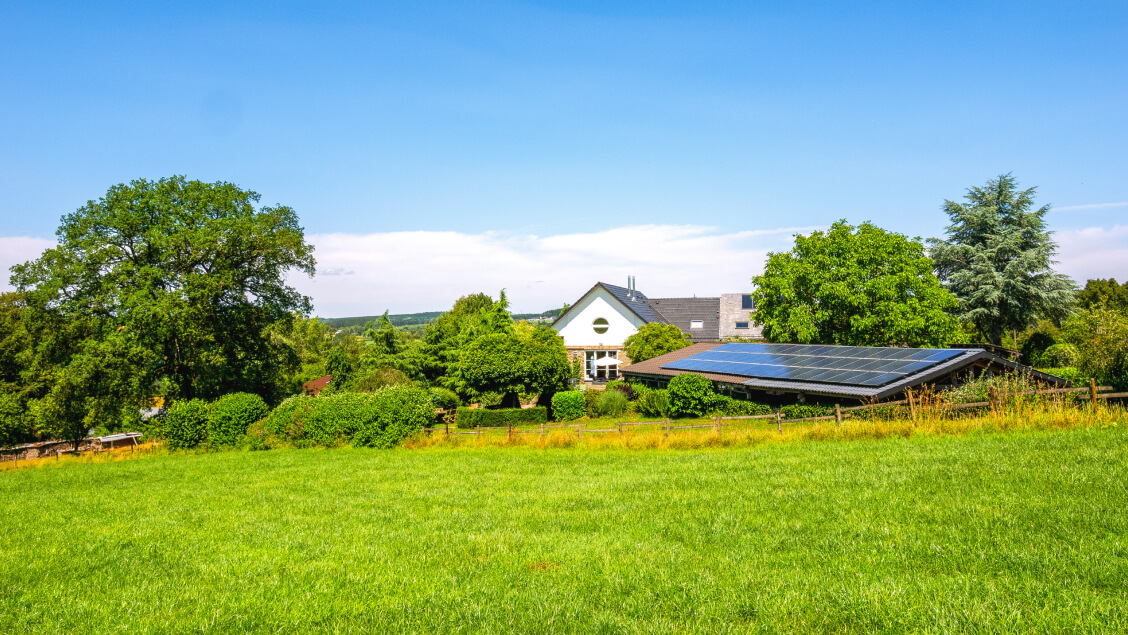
[553,285,650,348]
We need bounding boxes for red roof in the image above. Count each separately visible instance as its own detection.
[302,375,332,396]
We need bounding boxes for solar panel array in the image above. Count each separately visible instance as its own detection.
[661,343,966,387]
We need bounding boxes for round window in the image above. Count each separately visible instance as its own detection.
[592,318,609,334]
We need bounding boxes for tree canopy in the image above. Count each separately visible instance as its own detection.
[622,323,691,363]
[1077,278,1128,313]
[11,176,316,409]
[456,325,570,408]
[928,174,1076,345]
[751,221,960,347]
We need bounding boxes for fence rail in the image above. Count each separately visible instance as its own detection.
[428,379,1122,442]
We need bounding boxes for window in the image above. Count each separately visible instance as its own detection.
[690,320,704,329]
[584,350,619,380]
[741,294,754,309]
[592,317,609,334]
[735,321,749,329]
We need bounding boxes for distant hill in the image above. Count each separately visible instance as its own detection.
[318,308,564,330]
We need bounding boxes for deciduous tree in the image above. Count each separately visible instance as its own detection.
[622,323,691,363]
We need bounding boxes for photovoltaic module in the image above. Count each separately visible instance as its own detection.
[660,343,966,387]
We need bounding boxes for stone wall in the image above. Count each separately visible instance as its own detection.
[718,293,764,340]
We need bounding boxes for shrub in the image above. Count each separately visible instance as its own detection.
[351,367,411,392]
[945,371,1039,405]
[428,387,460,411]
[667,373,717,418]
[636,389,670,418]
[780,404,831,419]
[208,393,269,447]
[456,407,547,429]
[583,390,601,418]
[1039,367,1088,386]
[303,392,373,446]
[352,384,434,448]
[1039,343,1079,368]
[551,391,586,421]
[477,391,503,408]
[713,396,772,416]
[262,395,316,438]
[165,399,210,449]
[1020,331,1057,367]
[605,381,637,401]
[594,388,630,418]
[0,392,32,448]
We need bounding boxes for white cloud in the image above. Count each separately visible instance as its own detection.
[291,225,818,316]
[0,237,56,290]
[1054,202,1128,211]
[1055,225,1128,282]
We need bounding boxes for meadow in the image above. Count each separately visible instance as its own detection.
[2,422,1126,633]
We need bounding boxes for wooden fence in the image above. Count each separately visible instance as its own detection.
[429,380,1123,441]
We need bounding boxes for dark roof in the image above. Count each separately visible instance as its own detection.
[622,343,1068,401]
[647,297,720,341]
[553,282,667,327]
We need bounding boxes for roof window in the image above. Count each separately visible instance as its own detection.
[690,320,704,329]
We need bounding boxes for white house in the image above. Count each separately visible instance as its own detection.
[553,278,763,381]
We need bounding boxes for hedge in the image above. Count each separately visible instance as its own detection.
[208,392,269,447]
[457,406,547,429]
[550,392,585,421]
[780,404,832,419]
[713,396,772,416]
[165,399,210,449]
[667,373,715,417]
[259,386,433,448]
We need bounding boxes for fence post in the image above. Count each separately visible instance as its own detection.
[988,387,997,416]
[776,410,782,435]
[476,425,481,439]
[1090,377,1098,410]
[508,422,513,440]
[664,418,670,437]
[577,425,583,441]
[715,413,721,435]
[618,419,623,438]
[834,404,842,425]
[445,417,450,436]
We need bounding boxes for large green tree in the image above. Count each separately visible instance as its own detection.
[752,221,960,347]
[419,291,514,396]
[11,176,316,409]
[929,174,1076,345]
[622,323,691,363]
[1077,278,1128,313]
[457,325,570,408]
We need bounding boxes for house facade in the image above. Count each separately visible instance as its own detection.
[553,279,764,382]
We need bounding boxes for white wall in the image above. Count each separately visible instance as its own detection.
[554,287,647,347]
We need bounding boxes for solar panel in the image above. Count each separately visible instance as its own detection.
[660,343,969,387]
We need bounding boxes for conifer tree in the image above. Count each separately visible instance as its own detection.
[929,174,1075,345]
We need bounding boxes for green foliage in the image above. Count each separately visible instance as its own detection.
[753,221,959,347]
[456,407,547,429]
[929,174,1076,345]
[207,393,269,447]
[850,404,901,421]
[780,404,831,419]
[583,390,601,417]
[1039,343,1078,368]
[11,176,316,405]
[1077,278,1128,313]
[666,373,717,418]
[457,326,570,407]
[594,389,630,418]
[351,385,434,449]
[1039,367,1088,386]
[604,380,637,401]
[944,371,1040,405]
[420,292,514,398]
[1062,307,1128,390]
[260,395,315,438]
[350,367,410,392]
[259,387,432,448]
[164,399,210,450]
[428,387,460,411]
[622,323,691,363]
[325,346,355,388]
[0,392,31,448]
[712,396,772,416]
[1020,331,1057,367]
[550,391,586,421]
[635,388,669,417]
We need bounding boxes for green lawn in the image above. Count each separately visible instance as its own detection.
[2,427,1126,633]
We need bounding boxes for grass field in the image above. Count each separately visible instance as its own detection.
[2,426,1126,633]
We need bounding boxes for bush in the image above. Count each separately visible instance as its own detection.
[551,391,586,421]
[667,373,717,418]
[1040,367,1088,386]
[352,384,434,448]
[165,399,210,449]
[713,396,772,416]
[456,407,547,429]
[0,392,32,448]
[945,371,1039,405]
[207,393,269,447]
[261,395,316,438]
[605,381,638,401]
[303,392,373,446]
[780,404,831,419]
[1020,331,1057,367]
[594,389,630,418]
[351,367,411,392]
[636,389,670,418]
[1038,343,1078,368]
[428,387,460,411]
[583,390,601,418]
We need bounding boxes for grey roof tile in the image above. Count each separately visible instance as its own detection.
[647,297,720,341]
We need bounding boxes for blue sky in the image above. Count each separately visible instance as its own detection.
[1,1,1126,314]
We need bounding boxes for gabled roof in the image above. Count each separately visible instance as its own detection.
[647,297,720,341]
[553,282,667,327]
